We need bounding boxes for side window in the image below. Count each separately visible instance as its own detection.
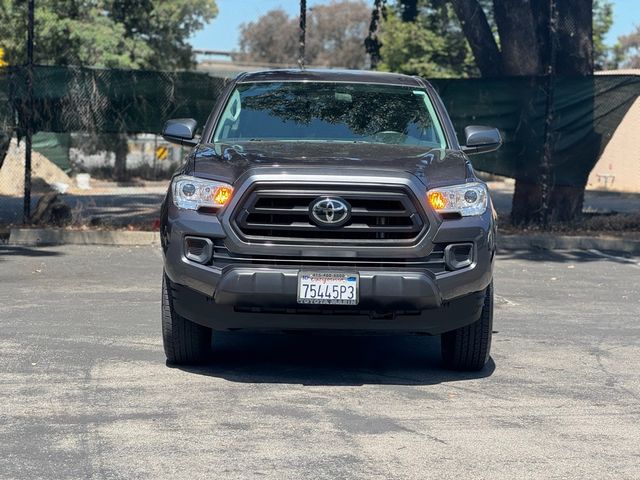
[216,90,241,141]
[412,90,446,149]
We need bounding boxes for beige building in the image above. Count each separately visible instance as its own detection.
[587,70,640,193]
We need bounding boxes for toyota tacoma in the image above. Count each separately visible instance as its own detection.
[159,69,501,370]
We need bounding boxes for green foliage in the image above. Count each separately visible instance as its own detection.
[614,25,640,69]
[0,0,216,180]
[377,2,477,78]
[593,0,614,70]
[612,15,640,69]
[0,0,217,69]
[379,0,613,77]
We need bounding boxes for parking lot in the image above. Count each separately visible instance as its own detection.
[1,244,639,479]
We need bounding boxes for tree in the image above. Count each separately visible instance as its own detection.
[236,0,371,69]
[236,9,299,66]
[0,0,217,69]
[593,0,614,70]
[449,0,597,224]
[0,0,217,181]
[374,1,613,224]
[615,26,640,68]
[377,1,477,78]
[306,0,371,68]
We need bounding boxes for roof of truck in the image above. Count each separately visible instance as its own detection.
[236,68,426,88]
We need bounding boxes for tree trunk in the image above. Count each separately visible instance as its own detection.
[493,0,543,75]
[548,184,586,222]
[511,181,541,225]
[450,0,502,77]
[113,134,128,182]
[555,0,594,75]
[545,0,593,223]
[453,0,595,225]
[511,181,586,225]
[501,0,593,225]
[493,1,548,225]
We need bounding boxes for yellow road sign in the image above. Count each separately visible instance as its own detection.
[156,146,169,161]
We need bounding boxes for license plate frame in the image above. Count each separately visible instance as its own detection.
[297,272,359,305]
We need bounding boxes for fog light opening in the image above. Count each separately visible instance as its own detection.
[184,236,213,264]
[444,243,474,270]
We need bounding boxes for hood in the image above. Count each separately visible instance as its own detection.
[188,141,471,188]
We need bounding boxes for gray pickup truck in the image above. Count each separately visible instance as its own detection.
[159,69,501,370]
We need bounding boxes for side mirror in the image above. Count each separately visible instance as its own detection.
[461,125,502,155]
[162,118,198,147]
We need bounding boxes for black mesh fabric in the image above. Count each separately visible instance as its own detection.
[1,65,639,187]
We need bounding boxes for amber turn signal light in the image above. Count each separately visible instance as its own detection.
[213,186,233,206]
[428,191,447,210]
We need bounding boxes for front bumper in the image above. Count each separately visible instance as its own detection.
[168,279,488,335]
[162,213,494,335]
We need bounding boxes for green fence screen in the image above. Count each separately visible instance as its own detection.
[1,65,639,187]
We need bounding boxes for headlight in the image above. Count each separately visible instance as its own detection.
[427,182,488,216]
[172,175,233,210]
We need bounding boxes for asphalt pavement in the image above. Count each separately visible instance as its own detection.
[0,245,639,479]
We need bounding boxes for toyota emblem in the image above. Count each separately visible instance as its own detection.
[309,197,351,227]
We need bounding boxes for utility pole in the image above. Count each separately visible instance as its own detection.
[23,0,35,223]
[298,0,306,68]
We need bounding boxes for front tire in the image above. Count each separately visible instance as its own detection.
[441,283,493,371]
[162,274,212,365]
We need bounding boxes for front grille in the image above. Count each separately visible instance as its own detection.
[232,184,427,246]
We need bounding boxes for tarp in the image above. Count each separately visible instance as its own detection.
[1,66,227,134]
[32,132,71,170]
[431,75,640,185]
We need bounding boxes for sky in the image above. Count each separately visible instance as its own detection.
[191,0,640,51]
[189,0,640,53]
[605,0,639,44]
[190,0,327,53]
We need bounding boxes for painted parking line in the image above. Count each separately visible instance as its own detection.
[587,249,640,267]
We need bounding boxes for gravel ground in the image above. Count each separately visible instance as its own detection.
[0,245,639,479]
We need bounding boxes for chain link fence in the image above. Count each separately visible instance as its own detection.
[0,66,226,229]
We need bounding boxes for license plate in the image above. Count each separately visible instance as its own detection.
[297,272,359,305]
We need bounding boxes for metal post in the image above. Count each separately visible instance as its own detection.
[298,0,306,68]
[365,0,385,69]
[540,0,557,227]
[153,135,158,180]
[23,0,35,223]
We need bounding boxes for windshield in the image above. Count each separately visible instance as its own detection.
[212,81,447,148]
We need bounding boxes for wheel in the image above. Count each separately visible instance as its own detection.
[441,283,493,371]
[162,273,212,364]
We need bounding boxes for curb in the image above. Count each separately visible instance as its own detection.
[7,228,640,254]
[8,228,160,246]
[497,234,640,254]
